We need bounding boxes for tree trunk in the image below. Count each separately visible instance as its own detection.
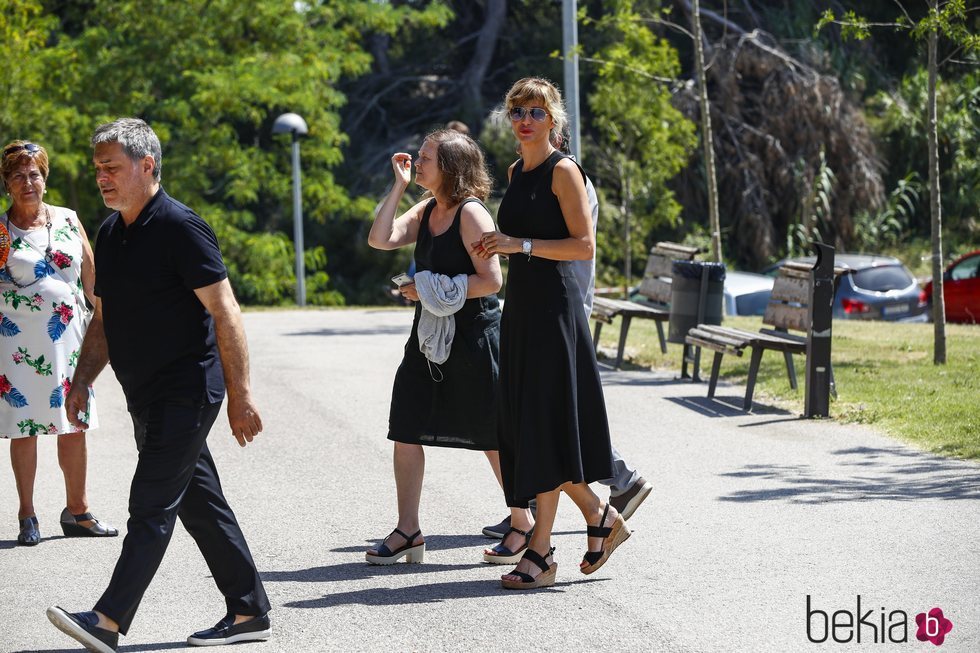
[624,171,632,297]
[691,0,722,262]
[460,0,507,131]
[927,16,946,364]
[369,33,391,76]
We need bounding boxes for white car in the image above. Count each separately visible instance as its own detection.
[723,271,775,316]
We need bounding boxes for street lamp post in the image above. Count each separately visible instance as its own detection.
[272,112,309,306]
[562,0,581,162]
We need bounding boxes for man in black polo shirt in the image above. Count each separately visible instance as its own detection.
[46,118,271,652]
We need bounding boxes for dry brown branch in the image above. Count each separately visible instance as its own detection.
[670,30,885,268]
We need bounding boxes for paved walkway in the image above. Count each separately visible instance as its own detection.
[3,309,978,652]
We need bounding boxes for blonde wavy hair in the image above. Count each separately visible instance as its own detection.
[503,77,567,140]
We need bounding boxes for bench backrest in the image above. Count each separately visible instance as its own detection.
[637,242,700,305]
[763,262,813,332]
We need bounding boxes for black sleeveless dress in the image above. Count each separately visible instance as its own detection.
[388,198,501,450]
[497,151,614,507]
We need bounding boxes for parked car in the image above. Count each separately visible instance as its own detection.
[923,249,980,324]
[723,271,774,316]
[762,254,928,321]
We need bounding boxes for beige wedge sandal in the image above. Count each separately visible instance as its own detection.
[501,547,557,590]
[580,503,630,575]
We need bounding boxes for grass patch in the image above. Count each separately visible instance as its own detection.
[597,316,980,459]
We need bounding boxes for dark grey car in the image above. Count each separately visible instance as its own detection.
[763,254,928,322]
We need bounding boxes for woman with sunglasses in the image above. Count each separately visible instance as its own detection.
[0,141,117,546]
[473,78,629,589]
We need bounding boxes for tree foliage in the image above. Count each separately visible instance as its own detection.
[3,0,976,306]
[869,68,980,243]
[817,0,979,365]
[585,0,696,287]
[1,0,450,304]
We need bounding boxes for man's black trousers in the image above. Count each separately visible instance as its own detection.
[94,400,270,634]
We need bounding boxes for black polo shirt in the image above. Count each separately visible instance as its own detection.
[94,188,227,410]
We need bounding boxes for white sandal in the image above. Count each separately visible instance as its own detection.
[365,528,425,565]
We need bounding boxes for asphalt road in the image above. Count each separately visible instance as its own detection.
[2,308,978,652]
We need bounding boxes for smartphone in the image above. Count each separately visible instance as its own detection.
[391,273,414,287]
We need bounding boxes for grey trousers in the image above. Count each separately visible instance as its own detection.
[600,444,639,495]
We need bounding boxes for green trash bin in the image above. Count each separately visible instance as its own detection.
[668,261,726,344]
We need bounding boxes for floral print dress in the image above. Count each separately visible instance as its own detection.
[0,205,97,438]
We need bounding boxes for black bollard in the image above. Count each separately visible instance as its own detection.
[804,242,835,418]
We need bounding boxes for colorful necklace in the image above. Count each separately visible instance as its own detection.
[2,204,53,289]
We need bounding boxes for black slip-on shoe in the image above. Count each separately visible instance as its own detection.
[187,613,271,646]
[46,606,118,653]
[482,501,537,539]
[482,515,511,539]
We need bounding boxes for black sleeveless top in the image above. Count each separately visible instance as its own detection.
[386,198,501,450]
[495,151,614,505]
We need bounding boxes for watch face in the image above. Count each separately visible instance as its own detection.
[522,239,531,255]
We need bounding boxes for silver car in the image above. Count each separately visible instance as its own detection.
[764,254,928,321]
[723,271,774,316]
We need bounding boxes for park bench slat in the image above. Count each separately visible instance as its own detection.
[685,260,839,410]
[590,241,699,368]
[763,303,810,332]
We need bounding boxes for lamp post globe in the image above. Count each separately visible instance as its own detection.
[273,112,309,306]
[272,113,309,137]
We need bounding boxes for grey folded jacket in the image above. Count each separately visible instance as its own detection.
[414,270,469,365]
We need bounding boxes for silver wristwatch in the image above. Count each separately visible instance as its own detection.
[522,238,533,259]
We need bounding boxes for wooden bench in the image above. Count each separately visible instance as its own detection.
[592,242,700,369]
[684,261,838,410]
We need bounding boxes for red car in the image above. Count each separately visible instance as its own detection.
[924,249,980,323]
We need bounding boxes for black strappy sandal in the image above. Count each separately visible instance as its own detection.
[580,503,631,575]
[365,528,425,565]
[501,547,557,590]
[60,508,118,537]
[483,526,531,565]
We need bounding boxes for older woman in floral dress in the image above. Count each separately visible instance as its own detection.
[0,140,116,546]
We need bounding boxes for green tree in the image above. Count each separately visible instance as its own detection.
[1,0,450,305]
[689,0,721,263]
[868,68,980,245]
[586,0,696,292]
[818,0,979,364]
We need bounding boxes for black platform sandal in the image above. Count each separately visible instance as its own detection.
[365,528,425,565]
[18,516,40,546]
[501,547,557,590]
[60,508,118,537]
[483,526,531,565]
[580,503,631,575]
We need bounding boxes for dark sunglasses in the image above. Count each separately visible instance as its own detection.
[509,107,549,123]
[2,143,41,158]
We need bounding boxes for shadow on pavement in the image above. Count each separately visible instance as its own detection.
[265,561,486,584]
[332,533,490,554]
[597,371,688,388]
[23,645,189,653]
[334,530,589,555]
[663,395,795,418]
[284,325,410,337]
[717,446,980,504]
[282,577,608,608]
